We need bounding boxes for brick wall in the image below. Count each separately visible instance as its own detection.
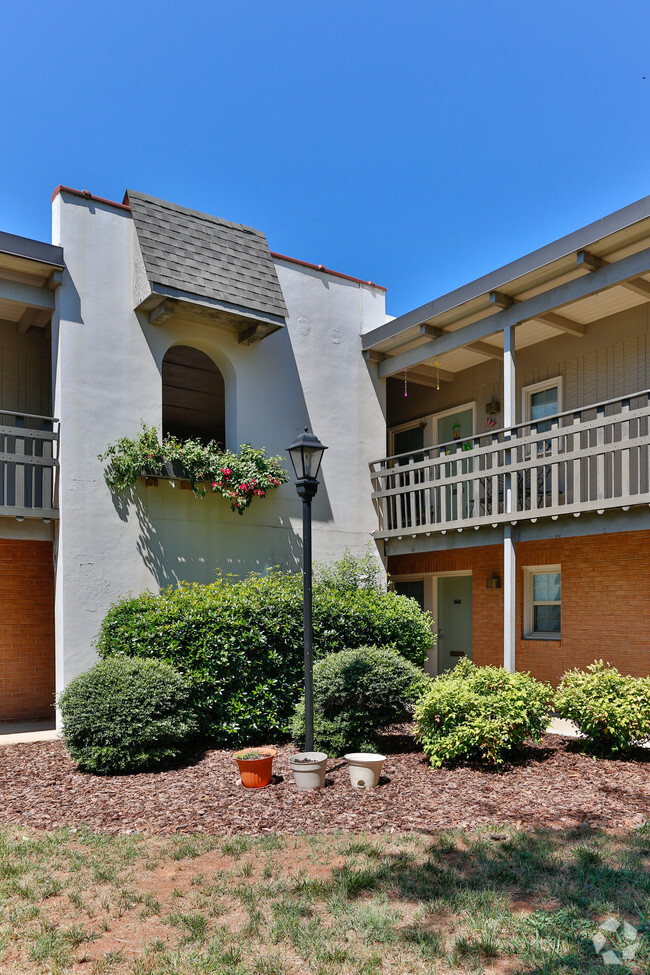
[0,539,55,721]
[389,528,650,686]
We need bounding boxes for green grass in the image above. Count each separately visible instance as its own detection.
[0,825,646,972]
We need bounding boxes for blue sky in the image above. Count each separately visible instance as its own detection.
[1,1,649,316]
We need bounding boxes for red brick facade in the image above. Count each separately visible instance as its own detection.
[0,539,55,721]
[389,529,650,686]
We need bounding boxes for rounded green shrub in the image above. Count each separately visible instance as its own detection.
[58,657,198,774]
[291,645,431,756]
[415,658,553,768]
[96,564,433,745]
[555,660,650,755]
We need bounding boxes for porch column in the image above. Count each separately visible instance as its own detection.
[503,325,516,672]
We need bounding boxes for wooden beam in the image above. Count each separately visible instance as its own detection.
[404,363,454,385]
[46,269,63,290]
[492,290,584,337]
[419,323,443,339]
[489,291,514,309]
[17,308,50,333]
[362,349,386,363]
[148,300,176,326]
[0,278,54,311]
[531,310,586,337]
[620,277,650,300]
[376,243,650,379]
[577,250,650,302]
[238,323,265,345]
[467,340,503,360]
[576,250,605,272]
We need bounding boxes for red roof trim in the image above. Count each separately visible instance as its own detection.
[271,252,386,291]
[51,185,132,212]
[49,190,386,292]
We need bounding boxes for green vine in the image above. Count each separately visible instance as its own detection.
[99,425,290,514]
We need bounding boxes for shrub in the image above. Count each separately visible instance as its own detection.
[415,658,553,768]
[96,565,434,745]
[291,646,430,755]
[555,660,650,755]
[58,657,198,774]
[314,548,384,592]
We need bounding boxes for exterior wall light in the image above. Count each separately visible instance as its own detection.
[487,572,502,589]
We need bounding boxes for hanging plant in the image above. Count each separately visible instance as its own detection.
[99,425,289,514]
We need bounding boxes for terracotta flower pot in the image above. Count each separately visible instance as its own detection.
[233,747,276,788]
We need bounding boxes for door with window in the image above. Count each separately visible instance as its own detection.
[392,425,425,529]
[437,575,472,671]
[435,407,473,522]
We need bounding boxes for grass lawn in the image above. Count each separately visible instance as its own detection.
[0,824,648,974]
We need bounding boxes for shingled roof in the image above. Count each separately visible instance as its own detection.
[127,190,287,336]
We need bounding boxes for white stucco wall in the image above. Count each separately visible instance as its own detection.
[51,191,387,696]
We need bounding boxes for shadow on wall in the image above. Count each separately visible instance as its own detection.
[129,484,304,587]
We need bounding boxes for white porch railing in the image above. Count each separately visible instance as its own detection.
[370,390,650,538]
[0,411,59,519]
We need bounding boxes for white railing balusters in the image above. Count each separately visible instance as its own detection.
[0,411,59,519]
[369,390,650,538]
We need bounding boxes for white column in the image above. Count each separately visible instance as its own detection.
[503,325,516,672]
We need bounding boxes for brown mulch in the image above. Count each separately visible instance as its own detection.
[0,733,648,835]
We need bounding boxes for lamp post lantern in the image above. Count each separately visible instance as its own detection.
[287,428,328,752]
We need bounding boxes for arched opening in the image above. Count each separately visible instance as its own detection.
[162,345,226,446]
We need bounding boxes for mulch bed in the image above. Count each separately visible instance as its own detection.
[0,733,648,834]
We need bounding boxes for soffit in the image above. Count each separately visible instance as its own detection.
[367,198,650,375]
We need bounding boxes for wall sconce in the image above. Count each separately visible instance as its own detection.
[486,399,500,415]
[486,572,501,589]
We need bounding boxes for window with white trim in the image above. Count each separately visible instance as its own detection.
[522,377,562,433]
[524,566,561,638]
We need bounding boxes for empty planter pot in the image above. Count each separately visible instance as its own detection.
[289,752,328,790]
[344,753,386,790]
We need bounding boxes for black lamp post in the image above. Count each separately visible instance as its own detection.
[287,428,328,752]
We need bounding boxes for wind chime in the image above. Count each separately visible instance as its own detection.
[403,362,442,397]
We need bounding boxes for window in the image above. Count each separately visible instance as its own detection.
[525,566,561,638]
[162,346,225,446]
[522,377,562,433]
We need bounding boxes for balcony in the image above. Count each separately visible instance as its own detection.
[0,411,59,520]
[370,391,650,538]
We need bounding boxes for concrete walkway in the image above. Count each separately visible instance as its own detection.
[0,720,59,745]
[546,717,580,738]
[0,718,582,746]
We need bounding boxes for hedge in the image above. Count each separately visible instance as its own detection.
[96,566,433,745]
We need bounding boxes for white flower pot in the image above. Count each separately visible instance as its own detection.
[344,752,386,790]
[289,751,328,790]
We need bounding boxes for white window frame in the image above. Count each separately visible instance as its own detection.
[524,565,562,640]
[522,376,563,426]
[432,401,476,447]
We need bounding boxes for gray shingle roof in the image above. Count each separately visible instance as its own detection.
[127,190,288,320]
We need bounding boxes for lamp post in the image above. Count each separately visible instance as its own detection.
[287,428,328,752]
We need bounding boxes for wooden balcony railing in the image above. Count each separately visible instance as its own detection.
[370,391,650,538]
[0,411,59,519]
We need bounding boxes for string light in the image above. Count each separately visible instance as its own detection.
[404,369,408,397]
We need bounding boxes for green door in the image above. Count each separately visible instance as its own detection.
[437,576,472,672]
